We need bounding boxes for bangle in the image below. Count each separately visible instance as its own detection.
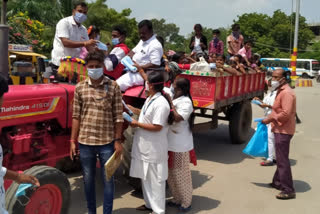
[70,139,76,143]
[114,138,121,142]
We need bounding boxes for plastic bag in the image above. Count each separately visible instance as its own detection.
[190,57,211,73]
[243,122,268,158]
[121,56,137,72]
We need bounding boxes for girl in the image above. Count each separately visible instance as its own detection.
[129,71,173,214]
[166,78,196,213]
[189,24,208,56]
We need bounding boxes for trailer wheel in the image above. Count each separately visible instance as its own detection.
[229,101,252,144]
[5,166,71,214]
[122,125,141,190]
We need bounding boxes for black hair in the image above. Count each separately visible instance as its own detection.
[0,74,9,98]
[217,55,226,61]
[194,24,203,31]
[138,20,153,31]
[232,23,240,31]
[88,25,100,38]
[212,29,220,35]
[147,71,174,125]
[244,39,253,45]
[234,54,243,61]
[85,50,105,63]
[73,2,87,9]
[156,36,165,48]
[171,51,185,63]
[283,70,291,83]
[112,25,127,37]
[175,78,195,130]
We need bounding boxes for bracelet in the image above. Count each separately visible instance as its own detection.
[70,139,76,143]
[114,138,121,142]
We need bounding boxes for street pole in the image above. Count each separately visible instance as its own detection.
[0,0,9,79]
[290,0,300,77]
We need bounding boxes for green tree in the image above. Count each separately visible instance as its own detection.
[234,10,315,57]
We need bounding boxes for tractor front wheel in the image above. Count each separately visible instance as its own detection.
[5,166,70,214]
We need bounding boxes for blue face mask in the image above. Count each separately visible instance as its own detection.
[112,38,120,46]
[87,67,104,80]
[74,12,87,24]
[97,42,108,51]
[15,183,33,197]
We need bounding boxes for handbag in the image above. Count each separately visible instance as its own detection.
[243,122,268,158]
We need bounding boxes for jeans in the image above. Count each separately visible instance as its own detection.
[79,143,115,214]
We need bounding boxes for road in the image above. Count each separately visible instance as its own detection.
[68,81,320,214]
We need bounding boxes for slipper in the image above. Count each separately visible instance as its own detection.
[276,192,296,200]
[260,161,274,166]
[136,204,152,211]
[179,205,192,212]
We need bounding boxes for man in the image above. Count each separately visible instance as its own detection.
[104,25,130,80]
[238,40,253,67]
[227,24,244,58]
[116,20,163,92]
[70,51,124,214]
[262,69,296,200]
[0,74,40,214]
[51,2,97,75]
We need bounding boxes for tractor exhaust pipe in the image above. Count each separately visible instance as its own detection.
[0,0,9,79]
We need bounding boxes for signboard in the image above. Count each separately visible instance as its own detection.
[8,44,33,52]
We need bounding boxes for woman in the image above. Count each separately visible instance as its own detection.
[189,24,208,56]
[166,78,196,212]
[129,71,173,214]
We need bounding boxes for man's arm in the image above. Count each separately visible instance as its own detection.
[266,92,295,124]
[60,38,97,49]
[4,169,40,186]
[70,86,81,160]
[112,83,124,157]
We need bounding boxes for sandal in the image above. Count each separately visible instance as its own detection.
[276,192,296,200]
[136,204,152,211]
[260,161,274,166]
[179,205,192,212]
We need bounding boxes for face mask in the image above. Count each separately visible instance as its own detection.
[74,12,87,24]
[95,35,101,41]
[271,80,280,91]
[112,38,120,46]
[16,183,33,197]
[87,68,103,80]
[145,81,149,91]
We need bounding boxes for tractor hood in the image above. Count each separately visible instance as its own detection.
[0,83,75,131]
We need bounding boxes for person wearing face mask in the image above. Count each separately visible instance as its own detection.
[51,2,97,77]
[104,25,130,80]
[79,25,101,59]
[227,24,244,59]
[70,50,124,214]
[208,29,224,56]
[262,69,297,200]
[254,79,278,166]
[116,20,163,92]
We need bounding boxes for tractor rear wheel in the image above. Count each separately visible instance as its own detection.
[5,166,70,214]
[228,101,253,144]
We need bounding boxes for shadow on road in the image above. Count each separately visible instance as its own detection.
[193,124,255,164]
[251,180,311,193]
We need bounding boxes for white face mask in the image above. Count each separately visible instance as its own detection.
[271,80,280,91]
[145,81,149,91]
[87,67,103,80]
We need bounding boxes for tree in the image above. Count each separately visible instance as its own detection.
[234,10,315,57]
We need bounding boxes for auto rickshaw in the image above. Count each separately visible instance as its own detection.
[8,44,47,85]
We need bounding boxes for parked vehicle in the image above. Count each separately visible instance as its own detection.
[261,57,320,78]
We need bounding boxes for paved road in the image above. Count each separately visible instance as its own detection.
[68,82,320,214]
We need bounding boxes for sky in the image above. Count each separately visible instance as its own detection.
[103,0,320,36]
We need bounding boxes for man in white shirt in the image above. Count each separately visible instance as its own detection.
[0,74,40,214]
[51,2,97,76]
[116,20,163,92]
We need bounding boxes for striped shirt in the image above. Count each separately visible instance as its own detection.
[72,76,123,145]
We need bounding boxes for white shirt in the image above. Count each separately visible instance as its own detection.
[168,96,194,152]
[51,16,89,66]
[263,90,277,116]
[193,37,202,53]
[132,35,163,66]
[0,145,8,214]
[104,47,126,71]
[131,93,170,163]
